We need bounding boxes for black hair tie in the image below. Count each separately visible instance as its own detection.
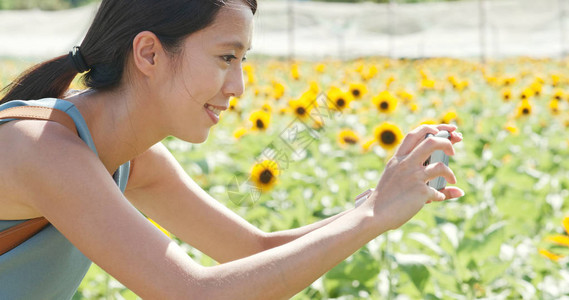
[69,46,90,73]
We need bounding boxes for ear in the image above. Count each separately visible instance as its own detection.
[131,31,165,77]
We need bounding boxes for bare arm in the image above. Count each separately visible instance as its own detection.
[125,143,363,260]
[4,121,462,299]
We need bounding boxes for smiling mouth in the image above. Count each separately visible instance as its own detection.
[204,103,222,117]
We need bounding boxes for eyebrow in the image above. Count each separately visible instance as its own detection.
[219,41,252,51]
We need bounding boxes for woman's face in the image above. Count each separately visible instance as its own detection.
[163,1,253,143]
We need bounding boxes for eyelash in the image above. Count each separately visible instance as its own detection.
[221,55,247,64]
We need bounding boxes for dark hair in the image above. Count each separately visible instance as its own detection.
[0,0,257,104]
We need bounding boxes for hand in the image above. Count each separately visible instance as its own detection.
[362,124,464,231]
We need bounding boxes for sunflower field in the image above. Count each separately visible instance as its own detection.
[2,55,569,299]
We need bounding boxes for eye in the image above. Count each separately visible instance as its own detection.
[220,55,247,65]
[221,55,237,64]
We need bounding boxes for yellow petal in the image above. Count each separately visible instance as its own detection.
[546,234,569,247]
[539,248,563,261]
[564,217,569,235]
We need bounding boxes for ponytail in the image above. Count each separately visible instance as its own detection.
[0,54,79,104]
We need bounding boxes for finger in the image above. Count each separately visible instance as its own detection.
[435,124,457,133]
[411,136,455,166]
[424,162,457,185]
[432,187,465,201]
[433,124,461,144]
[394,125,439,157]
[450,131,463,144]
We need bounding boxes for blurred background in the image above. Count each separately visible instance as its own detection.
[0,0,567,60]
[1,0,569,299]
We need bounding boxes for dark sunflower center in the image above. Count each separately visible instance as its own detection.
[522,108,530,115]
[504,94,510,99]
[380,131,396,145]
[343,137,357,144]
[380,101,389,110]
[337,98,345,107]
[256,119,265,129]
[296,107,306,115]
[521,94,527,99]
[352,90,360,97]
[259,169,273,184]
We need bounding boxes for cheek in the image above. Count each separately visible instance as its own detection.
[175,61,224,103]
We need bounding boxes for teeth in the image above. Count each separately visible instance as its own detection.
[205,104,221,116]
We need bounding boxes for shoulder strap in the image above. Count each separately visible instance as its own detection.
[0,105,78,256]
[0,105,77,134]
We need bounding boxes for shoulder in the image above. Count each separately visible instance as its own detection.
[0,119,99,202]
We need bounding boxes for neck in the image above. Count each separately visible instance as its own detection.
[65,88,167,174]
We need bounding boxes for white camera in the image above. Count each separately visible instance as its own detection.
[423,130,451,190]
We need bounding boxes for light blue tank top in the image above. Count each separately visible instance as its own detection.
[0,98,130,299]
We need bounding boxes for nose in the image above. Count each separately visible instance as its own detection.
[222,64,245,98]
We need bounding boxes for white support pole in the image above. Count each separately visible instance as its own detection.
[479,0,487,64]
[560,0,567,58]
[388,0,395,59]
[288,0,295,62]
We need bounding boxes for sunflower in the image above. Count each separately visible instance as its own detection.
[540,216,569,262]
[420,118,438,125]
[249,109,271,131]
[385,75,395,88]
[373,122,404,151]
[441,110,458,124]
[290,63,300,80]
[228,97,239,111]
[261,102,272,113]
[372,91,398,114]
[349,82,368,99]
[501,88,512,102]
[315,63,326,73]
[250,159,280,192]
[309,81,320,94]
[408,102,419,112]
[288,96,312,120]
[549,99,560,115]
[361,139,375,153]
[396,89,414,103]
[530,81,542,96]
[328,87,354,111]
[233,127,247,139]
[504,122,518,135]
[272,80,286,100]
[516,100,532,117]
[420,78,436,90]
[551,74,561,87]
[243,64,256,85]
[337,129,360,147]
[520,87,533,100]
[553,89,565,101]
[502,77,516,86]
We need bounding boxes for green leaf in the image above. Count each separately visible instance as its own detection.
[398,260,431,293]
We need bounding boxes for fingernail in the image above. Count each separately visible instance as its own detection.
[457,188,465,198]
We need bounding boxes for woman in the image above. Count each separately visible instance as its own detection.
[0,0,464,298]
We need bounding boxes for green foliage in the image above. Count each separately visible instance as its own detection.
[2,54,569,298]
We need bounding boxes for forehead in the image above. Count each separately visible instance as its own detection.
[194,1,254,50]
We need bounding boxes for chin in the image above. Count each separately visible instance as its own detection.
[175,131,209,144]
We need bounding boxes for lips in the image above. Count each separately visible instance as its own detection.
[204,103,228,124]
